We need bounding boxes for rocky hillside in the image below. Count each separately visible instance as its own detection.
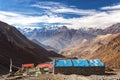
[60,34,119,57]
[88,34,120,69]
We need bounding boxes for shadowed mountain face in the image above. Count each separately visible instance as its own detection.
[0,21,52,74]
[32,39,57,52]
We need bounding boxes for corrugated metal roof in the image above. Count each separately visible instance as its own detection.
[37,63,53,68]
[72,60,89,67]
[55,59,72,67]
[22,63,34,67]
[55,59,104,67]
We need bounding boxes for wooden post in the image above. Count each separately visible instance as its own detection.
[9,58,12,73]
[53,59,55,75]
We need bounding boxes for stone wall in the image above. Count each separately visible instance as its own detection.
[54,66,105,75]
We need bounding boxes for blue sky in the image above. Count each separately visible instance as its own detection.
[0,0,120,29]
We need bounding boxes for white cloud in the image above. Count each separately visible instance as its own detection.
[0,11,21,17]
[0,11,67,26]
[63,10,120,29]
[52,8,98,16]
[31,1,98,16]
[31,1,65,10]
[31,4,52,10]
[0,11,40,25]
[101,4,120,10]
[1,2,120,29]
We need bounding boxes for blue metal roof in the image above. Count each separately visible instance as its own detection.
[87,60,95,67]
[55,59,72,67]
[72,60,89,67]
[87,59,104,67]
[55,59,104,67]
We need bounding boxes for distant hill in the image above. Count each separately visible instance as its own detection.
[0,21,62,74]
[104,23,120,34]
[86,23,120,35]
[32,39,58,52]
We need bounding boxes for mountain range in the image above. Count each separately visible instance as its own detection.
[17,26,96,51]
[17,23,120,52]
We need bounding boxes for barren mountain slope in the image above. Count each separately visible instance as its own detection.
[0,21,51,74]
[87,34,120,69]
[60,34,119,57]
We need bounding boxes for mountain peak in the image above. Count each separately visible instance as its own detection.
[59,26,68,31]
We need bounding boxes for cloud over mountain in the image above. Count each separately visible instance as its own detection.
[0,1,120,29]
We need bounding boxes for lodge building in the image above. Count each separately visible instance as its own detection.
[54,59,105,75]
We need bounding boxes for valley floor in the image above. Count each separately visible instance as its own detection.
[1,71,120,80]
[21,72,120,80]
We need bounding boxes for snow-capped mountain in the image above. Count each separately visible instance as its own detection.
[17,23,120,52]
[17,26,96,51]
[17,26,69,39]
[17,27,39,37]
[17,26,68,33]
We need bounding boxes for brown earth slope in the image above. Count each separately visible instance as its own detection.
[88,34,120,69]
[0,21,52,74]
[60,34,119,57]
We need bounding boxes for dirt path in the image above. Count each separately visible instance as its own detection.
[64,75,89,80]
[80,76,89,80]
